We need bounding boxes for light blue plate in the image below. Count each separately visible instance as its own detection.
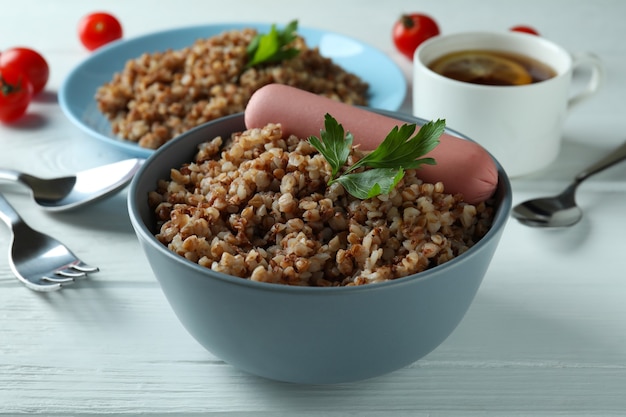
[59,23,407,158]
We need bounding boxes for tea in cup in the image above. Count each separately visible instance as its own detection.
[428,49,556,86]
[413,31,604,177]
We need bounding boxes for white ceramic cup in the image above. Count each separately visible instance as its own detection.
[413,31,604,177]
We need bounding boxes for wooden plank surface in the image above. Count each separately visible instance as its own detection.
[1,0,626,415]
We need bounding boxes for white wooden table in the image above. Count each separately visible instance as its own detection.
[1,0,626,415]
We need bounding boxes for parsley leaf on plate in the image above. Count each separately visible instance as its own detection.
[246,20,300,68]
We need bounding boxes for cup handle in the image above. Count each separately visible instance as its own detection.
[567,52,604,110]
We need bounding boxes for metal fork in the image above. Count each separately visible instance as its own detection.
[0,193,99,291]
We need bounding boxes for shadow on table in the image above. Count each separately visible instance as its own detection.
[44,190,135,234]
[229,289,626,412]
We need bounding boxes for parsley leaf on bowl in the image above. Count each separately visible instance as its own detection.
[309,114,444,199]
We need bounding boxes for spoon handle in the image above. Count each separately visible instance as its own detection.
[575,140,626,182]
[0,192,22,229]
[0,168,21,183]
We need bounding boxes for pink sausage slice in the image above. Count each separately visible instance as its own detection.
[244,84,498,204]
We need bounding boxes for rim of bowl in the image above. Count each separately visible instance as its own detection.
[128,111,512,294]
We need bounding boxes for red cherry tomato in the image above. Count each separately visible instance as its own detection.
[510,25,540,36]
[78,12,123,51]
[0,67,34,123]
[0,47,49,94]
[392,13,440,60]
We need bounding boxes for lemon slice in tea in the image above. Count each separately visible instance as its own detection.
[429,50,533,86]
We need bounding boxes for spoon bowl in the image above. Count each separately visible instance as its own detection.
[0,158,144,211]
[512,140,626,228]
[512,183,583,227]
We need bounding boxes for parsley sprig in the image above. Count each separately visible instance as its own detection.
[246,20,300,68]
[309,114,444,199]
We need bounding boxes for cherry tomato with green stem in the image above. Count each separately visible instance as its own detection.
[78,12,123,51]
[0,67,34,123]
[0,47,49,94]
[392,13,440,60]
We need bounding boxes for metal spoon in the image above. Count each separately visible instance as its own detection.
[512,140,626,227]
[0,158,144,212]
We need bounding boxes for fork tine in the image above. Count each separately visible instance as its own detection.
[70,262,100,273]
[43,274,77,284]
[54,269,87,278]
[25,281,64,292]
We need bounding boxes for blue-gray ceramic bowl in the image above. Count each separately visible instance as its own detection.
[128,111,511,384]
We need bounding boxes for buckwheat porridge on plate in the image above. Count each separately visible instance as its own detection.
[148,123,495,287]
[96,27,369,150]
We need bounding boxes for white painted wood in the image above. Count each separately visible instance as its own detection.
[1,0,626,415]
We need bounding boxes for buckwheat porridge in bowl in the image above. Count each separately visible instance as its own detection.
[148,122,494,287]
